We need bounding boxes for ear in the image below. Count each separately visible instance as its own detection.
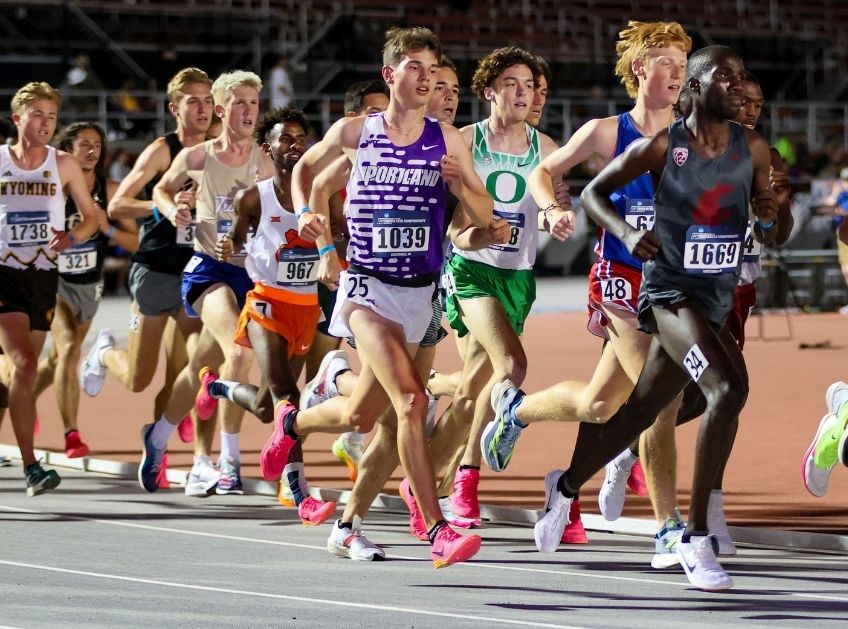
[214,103,225,118]
[11,113,20,125]
[168,102,179,117]
[483,86,495,102]
[688,77,701,94]
[632,58,646,79]
[261,141,271,155]
[381,65,394,85]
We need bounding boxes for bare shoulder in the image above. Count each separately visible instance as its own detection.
[536,130,560,158]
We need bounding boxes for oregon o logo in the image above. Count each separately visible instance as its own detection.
[486,170,525,204]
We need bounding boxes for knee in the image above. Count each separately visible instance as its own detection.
[580,397,620,424]
[497,353,527,385]
[12,357,38,385]
[396,389,429,426]
[343,408,378,434]
[706,378,748,417]
[451,388,476,420]
[226,346,251,372]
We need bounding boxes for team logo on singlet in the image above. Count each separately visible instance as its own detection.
[673,147,688,166]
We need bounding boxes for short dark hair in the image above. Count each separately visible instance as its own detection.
[535,55,551,86]
[343,80,389,115]
[471,46,540,101]
[255,107,310,144]
[744,71,760,86]
[686,45,740,85]
[440,56,458,74]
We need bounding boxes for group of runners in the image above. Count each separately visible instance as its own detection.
[1,19,826,591]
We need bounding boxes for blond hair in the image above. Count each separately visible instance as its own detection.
[167,67,212,104]
[11,82,61,114]
[382,26,442,67]
[211,70,263,107]
[615,21,692,99]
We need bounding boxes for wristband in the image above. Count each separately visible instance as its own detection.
[296,206,311,219]
[318,244,336,256]
[756,220,775,230]
[152,206,162,222]
[106,225,116,238]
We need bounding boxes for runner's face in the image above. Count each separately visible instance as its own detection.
[641,45,687,107]
[358,92,389,115]
[389,50,439,107]
[490,64,534,123]
[736,81,764,129]
[527,75,548,127]
[175,82,213,134]
[71,128,102,172]
[704,53,746,119]
[223,86,260,138]
[14,99,58,146]
[269,121,307,173]
[426,67,459,124]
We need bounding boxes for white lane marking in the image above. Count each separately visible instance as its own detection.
[0,559,585,629]
[3,504,847,601]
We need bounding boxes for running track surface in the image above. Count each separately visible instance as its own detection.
[2,304,847,534]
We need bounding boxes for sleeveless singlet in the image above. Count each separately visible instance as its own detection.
[194,141,264,268]
[639,119,752,327]
[245,177,318,296]
[58,173,110,284]
[454,121,541,271]
[0,145,65,270]
[132,132,195,275]
[345,113,447,282]
[595,113,656,270]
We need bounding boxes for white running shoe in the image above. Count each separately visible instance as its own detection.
[707,490,736,556]
[533,469,572,553]
[185,455,219,497]
[439,497,477,529]
[825,380,848,416]
[79,329,114,397]
[327,517,385,561]
[598,449,636,521]
[0,454,11,467]
[302,350,349,410]
[677,534,733,591]
[802,412,839,497]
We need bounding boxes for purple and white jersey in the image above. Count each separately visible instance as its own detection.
[345,113,447,279]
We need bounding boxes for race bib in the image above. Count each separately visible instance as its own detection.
[58,241,97,274]
[683,226,741,275]
[4,211,50,247]
[184,254,203,274]
[742,222,762,263]
[624,198,655,231]
[176,222,195,247]
[490,210,525,253]
[442,269,457,297]
[276,249,319,288]
[372,210,429,257]
[600,277,632,302]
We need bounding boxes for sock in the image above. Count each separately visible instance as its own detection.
[283,410,300,439]
[209,380,239,402]
[556,471,578,498]
[339,520,353,530]
[508,392,528,428]
[427,519,448,544]
[681,529,708,543]
[284,462,307,506]
[150,416,177,450]
[614,448,638,469]
[220,431,240,461]
[459,464,480,472]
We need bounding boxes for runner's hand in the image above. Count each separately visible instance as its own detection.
[168,204,192,228]
[318,251,342,291]
[546,208,576,242]
[623,228,660,261]
[553,182,572,211]
[298,211,326,242]
[215,234,234,261]
[49,227,74,253]
[488,217,511,245]
[174,189,196,209]
[753,188,778,224]
[440,155,461,185]
[769,169,790,206]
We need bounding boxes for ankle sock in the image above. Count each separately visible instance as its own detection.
[283,410,299,439]
[149,416,176,450]
[220,431,240,461]
[459,464,479,472]
[209,380,238,402]
[427,519,448,544]
[556,471,578,498]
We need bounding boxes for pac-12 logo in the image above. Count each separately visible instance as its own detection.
[672,147,688,166]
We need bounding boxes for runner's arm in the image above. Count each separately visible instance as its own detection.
[442,125,493,228]
[53,153,100,250]
[104,178,140,252]
[152,146,200,228]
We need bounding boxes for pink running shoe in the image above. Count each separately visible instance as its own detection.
[177,415,194,444]
[449,467,481,522]
[157,453,170,489]
[260,401,298,481]
[627,459,649,496]
[298,496,337,526]
[195,367,218,421]
[561,499,589,544]
[64,430,91,458]
[431,523,482,568]
[399,478,429,541]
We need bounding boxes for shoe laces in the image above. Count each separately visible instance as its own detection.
[547,495,572,530]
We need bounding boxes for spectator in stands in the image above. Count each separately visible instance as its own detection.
[108,149,132,182]
[62,54,103,114]
[268,56,294,109]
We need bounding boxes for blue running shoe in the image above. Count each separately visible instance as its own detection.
[481,379,525,472]
[138,423,166,493]
[651,510,686,569]
[216,457,244,495]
